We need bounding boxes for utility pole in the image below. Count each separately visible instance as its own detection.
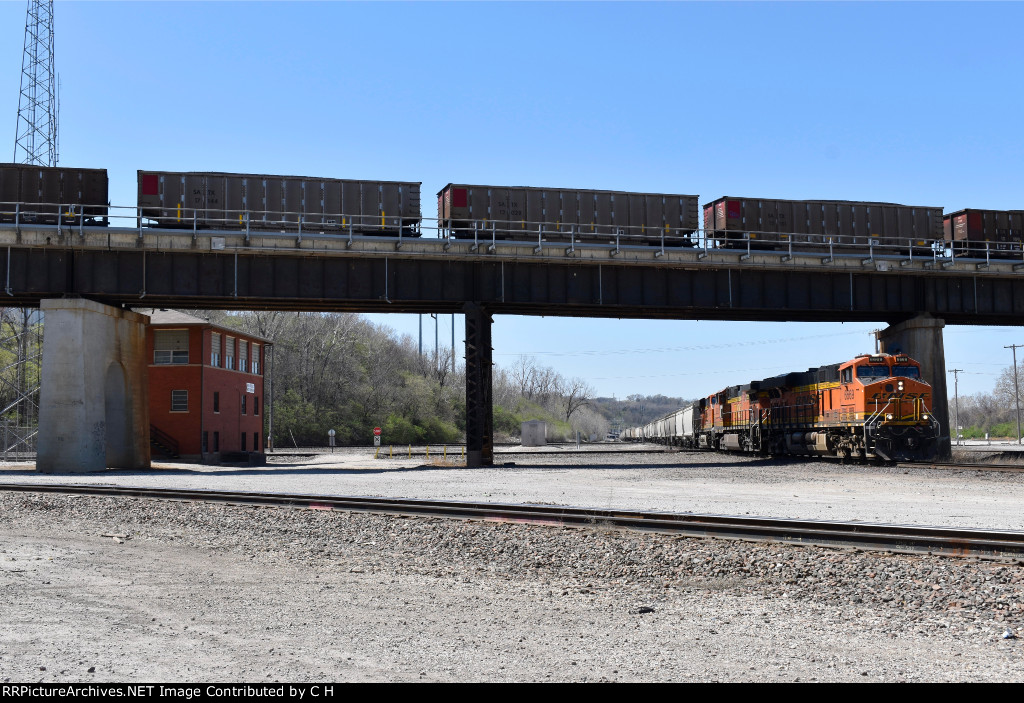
[950,368,962,446]
[1005,344,1023,445]
[429,313,438,371]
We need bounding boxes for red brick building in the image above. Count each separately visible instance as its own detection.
[144,310,270,462]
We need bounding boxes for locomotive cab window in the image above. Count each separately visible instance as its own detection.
[856,366,890,380]
[892,365,920,379]
[841,368,853,384]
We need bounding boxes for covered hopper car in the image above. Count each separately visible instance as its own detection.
[703,196,942,256]
[0,163,108,226]
[138,170,421,235]
[438,183,700,246]
[629,352,939,462]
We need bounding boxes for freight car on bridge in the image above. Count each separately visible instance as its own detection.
[437,183,700,246]
[944,209,1024,258]
[702,196,942,257]
[630,352,939,462]
[137,170,422,235]
[0,163,108,226]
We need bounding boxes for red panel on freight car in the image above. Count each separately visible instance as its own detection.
[968,212,983,232]
[452,188,468,208]
[142,174,159,196]
[727,200,741,220]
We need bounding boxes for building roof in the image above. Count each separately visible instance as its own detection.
[137,308,273,344]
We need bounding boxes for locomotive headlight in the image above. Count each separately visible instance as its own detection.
[898,381,904,391]
[922,414,929,420]
[886,414,894,420]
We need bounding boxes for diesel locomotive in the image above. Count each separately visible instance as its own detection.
[625,352,939,463]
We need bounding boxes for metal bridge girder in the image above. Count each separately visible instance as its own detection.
[0,248,1012,325]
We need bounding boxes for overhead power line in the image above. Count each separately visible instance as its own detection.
[494,328,874,358]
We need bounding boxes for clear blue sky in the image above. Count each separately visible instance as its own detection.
[2,1,1022,400]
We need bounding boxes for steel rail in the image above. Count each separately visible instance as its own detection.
[3,483,1024,561]
[900,460,1024,473]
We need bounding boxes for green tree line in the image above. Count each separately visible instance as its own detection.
[204,311,610,447]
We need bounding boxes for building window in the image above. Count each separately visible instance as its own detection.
[252,344,260,374]
[202,432,208,453]
[213,432,219,452]
[213,392,220,413]
[241,396,246,415]
[154,330,189,364]
[211,332,221,367]
[254,396,259,416]
[239,341,248,373]
[241,432,247,452]
[225,336,235,371]
[254,432,259,451]
[171,390,188,412]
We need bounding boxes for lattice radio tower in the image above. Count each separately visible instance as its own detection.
[2,0,58,458]
[13,0,58,166]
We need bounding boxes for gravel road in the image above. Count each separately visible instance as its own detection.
[2,490,1023,682]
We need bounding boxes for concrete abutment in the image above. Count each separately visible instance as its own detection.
[37,299,150,473]
[877,313,952,460]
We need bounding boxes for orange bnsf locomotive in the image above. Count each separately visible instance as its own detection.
[632,353,939,462]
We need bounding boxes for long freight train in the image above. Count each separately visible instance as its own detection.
[0,163,1022,257]
[624,352,939,462]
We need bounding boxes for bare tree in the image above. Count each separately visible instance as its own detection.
[509,355,537,398]
[559,376,595,423]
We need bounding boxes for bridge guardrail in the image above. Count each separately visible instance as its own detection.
[4,199,1024,268]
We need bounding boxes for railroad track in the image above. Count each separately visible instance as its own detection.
[2,482,1024,562]
[900,460,1024,473]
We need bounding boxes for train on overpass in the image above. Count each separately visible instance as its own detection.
[0,163,1020,259]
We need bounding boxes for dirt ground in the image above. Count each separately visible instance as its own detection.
[2,489,1023,683]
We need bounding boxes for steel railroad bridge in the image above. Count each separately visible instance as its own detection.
[4,221,1023,469]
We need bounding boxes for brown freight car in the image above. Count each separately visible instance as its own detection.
[944,209,1024,258]
[138,170,421,235]
[703,196,942,256]
[437,183,700,246]
[0,163,108,225]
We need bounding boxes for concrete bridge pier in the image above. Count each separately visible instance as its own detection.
[877,313,952,460]
[37,299,150,473]
[464,303,494,468]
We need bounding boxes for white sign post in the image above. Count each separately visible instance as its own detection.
[328,428,336,453]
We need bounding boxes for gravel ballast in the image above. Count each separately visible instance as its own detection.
[1,491,1023,682]
[4,445,1024,530]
